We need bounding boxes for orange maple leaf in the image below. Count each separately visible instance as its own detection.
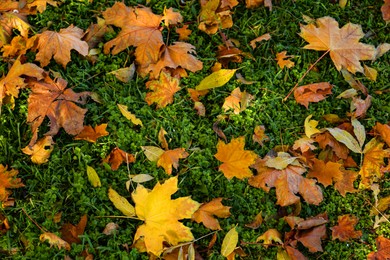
[103,147,135,171]
[198,0,235,35]
[25,0,58,13]
[294,82,332,109]
[245,0,272,10]
[331,214,362,242]
[382,0,390,22]
[22,136,54,164]
[157,148,189,175]
[252,125,269,146]
[60,215,87,245]
[26,75,91,146]
[74,124,109,143]
[374,122,390,147]
[275,51,294,69]
[249,153,323,206]
[132,177,200,256]
[29,25,88,68]
[292,136,316,153]
[214,136,258,179]
[367,236,390,260]
[192,198,231,230]
[0,12,30,45]
[145,71,181,109]
[176,25,192,41]
[222,87,253,114]
[300,16,376,74]
[0,165,24,202]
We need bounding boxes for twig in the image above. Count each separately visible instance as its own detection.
[21,208,47,233]
[283,50,330,102]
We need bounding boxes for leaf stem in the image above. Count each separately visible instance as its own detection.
[283,49,330,102]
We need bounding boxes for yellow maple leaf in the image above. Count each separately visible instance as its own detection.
[214,136,258,179]
[300,16,376,74]
[0,165,24,202]
[222,87,253,114]
[157,148,189,175]
[132,177,200,256]
[22,136,54,164]
[145,71,181,109]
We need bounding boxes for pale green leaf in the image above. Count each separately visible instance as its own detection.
[141,146,164,162]
[351,118,366,148]
[131,174,154,183]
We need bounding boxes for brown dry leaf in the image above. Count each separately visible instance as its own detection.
[294,82,333,109]
[314,131,349,159]
[60,215,88,244]
[40,232,70,251]
[245,212,263,229]
[217,40,244,67]
[30,25,88,68]
[374,122,390,147]
[158,127,169,150]
[331,214,362,242]
[103,147,135,171]
[213,119,227,142]
[109,64,135,83]
[367,236,390,260]
[0,12,30,44]
[249,33,271,49]
[22,136,54,164]
[102,222,119,236]
[2,35,36,58]
[214,136,258,179]
[359,138,390,188]
[249,153,323,206]
[192,198,231,230]
[176,25,192,41]
[26,75,91,146]
[293,136,316,153]
[157,148,189,175]
[245,0,272,10]
[162,7,183,26]
[132,177,200,256]
[0,165,24,203]
[300,16,376,74]
[256,229,282,247]
[25,0,58,14]
[382,0,390,22]
[145,71,181,109]
[198,0,234,35]
[74,124,109,143]
[252,125,269,146]
[83,17,112,48]
[351,95,372,118]
[276,51,295,69]
[222,87,253,114]
[188,88,209,102]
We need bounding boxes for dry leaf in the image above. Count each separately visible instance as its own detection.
[314,131,350,159]
[304,114,321,138]
[40,232,70,251]
[198,0,234,35]
[245,0,272,10]
[158,127,169,150]
[364,65,378,82]
[245,212,263,229]
[374,122,390,147]
[103,147,135,171]
[108,187,135,217]
[276,51,295,69]
[367,236,390,259]
[162,7,183,26]
[382,0,390,22]
[22,136,54,164]
[117,104,143,126]
[221,227,238,257]
[0,165,24,203]
[252,125,269,146]
[141,146,165,162]
[293,136,316,153]
[83,17,112,48]
[176,25,192,41]
[331,214,362,242]
[222,87,253,114]
[132,177,200,256]
[145,71,181,109]
[294,82,333,109]
[86,166,101,188]
[74,124,109,143]
[256,229,283,247]
[249,33,271,49]
[102,222,119,236]
[109,65,135,83]
[60,215,88,245]
[214,136,258,179]
[157,148,189,175]
[192,198,231,230]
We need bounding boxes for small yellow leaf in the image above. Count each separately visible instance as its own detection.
[221,226,238,257]
[40,232,70,251]
[86,165,101,187]
[131,174,154,183]
[304,115,321,138]
[21,136,54,164]
[108,188,135,217]
[196,69,237,90]
[364,65,378,82]
[141,146,165,162]
[117,104,143,126]
[339,0,348,8]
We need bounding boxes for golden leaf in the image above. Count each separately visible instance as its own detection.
[22,136,54,164]
[108,188,135,217]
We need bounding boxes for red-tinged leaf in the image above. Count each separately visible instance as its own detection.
[382,0,390,22]
[331,214,362,242]
[192,198,231,230]
[74,124,109,143]
[374,122,390,147]
[249,33,271,49]
[256,229,283,247]
[285,246,308,260]
[61,215,88,244]
[103,147,135,171]
[314,132,349,159]
[351,95,372,118]
[40,232,71,250]
[368,236,390,260]
[157,148,189,175]
[145,71,181,109]
[0,165,24,203]
[296,224,326,252]
[294,82,332,109]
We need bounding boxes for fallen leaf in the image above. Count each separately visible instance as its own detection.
[294,82,333,109]
[293,136,316,153]
[108,187,135,217]
[276,51,295,69]
[60,215,88,244]
[0,165,24,203]
[245,212,263,229]
[141,146,165,162]
[314,131,349,159]
[130,174,154,184]
[194,101,206,116]
[198,0,234,35]
[382,0,390,22]
[364,65,378,81]
[367,236,390,260]
[40,232,70,251]
[0,12,30,42]
[30,25,88,68]
[83,17,112,48]
[331,214,362,241]
[109,64,135,83]
[22,136,54,164]
[221,227,238,257]
[176,25,192,41]
[158,127,169,150]
[157,148,189,175]
[307,159,343,187]
[253,125,269,146]
[351,95,372,118]
[222,87,253,114]
[162,7,183,26]
[192,198,231,230]
[103,147,135,171]
[74,124,109,143]
[102,222,119,236]
[195,69,237,90]
[25,0,58,13]
[86,166,101,188]
[2,35,35,58]
[213,118,227,142]
[326,127,362,154]
[304,114,321,138]
[214,136,258,179]
[300,16,376,74]
[256,229,283,247]
[132,177,200,256]
[249,33,271,49]
[188,88,209,102]
[340,69,368,95]
[117,104,143,126]
[374,122,390,147]
[145,71,181,109]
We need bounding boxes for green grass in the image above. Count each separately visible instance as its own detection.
[0,0,389,259]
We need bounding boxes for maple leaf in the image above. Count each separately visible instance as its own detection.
[198,0,234,35]
[351,95,372,118]
[60,215,87,244]
[214,136,258,179]
[103,147,135,171]
[256,229,283,247]
[276,51,294,69]
[22,136,54,164]
[252,125,269,146]
[359,138,390,188]
[249,153,323,206]
[293,136,316,153]
[192,198,231,230]
[0,165,24,203]
[145,71,181,109]
[176,25,192,41]
[368,236,390,260]
[103,3,163,66]
[382,0,390,22]
[294,82,332,109]
[26,75,90,146]
[314,131,349,159]
[0,12,30,42]
[2,35,36,58]
[300,16,376,74]
[29,25,88,68]
[132,177,200,256]
[307,159,344,187]
[331,214,362,242]
[245,0,272,10]
[162,7,183,26]
[26,0,58,13]
[74,124,109,143]
[249,33,271,49]
[157,148,189,175]
[374,122,390,147]
[222,87,253,114]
